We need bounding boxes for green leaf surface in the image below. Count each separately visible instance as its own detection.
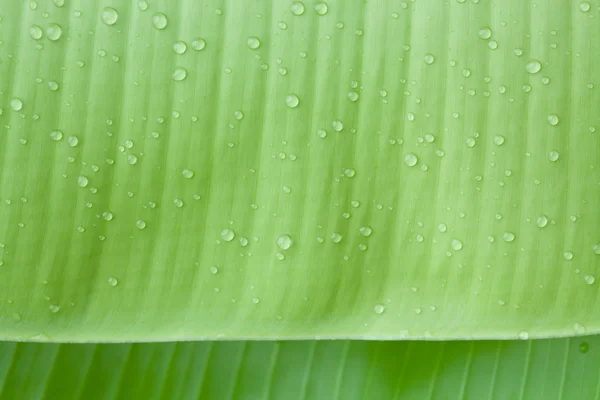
[0,337,597,399]
[0,0,599,341]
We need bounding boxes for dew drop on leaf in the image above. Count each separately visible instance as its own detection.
[221,229,235,242]
[373,304,385,314]
[152,13,168,30]
[101,7,119,26]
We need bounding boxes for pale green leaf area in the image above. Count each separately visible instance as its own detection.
[0,0,599,342]
[0,338,597,400]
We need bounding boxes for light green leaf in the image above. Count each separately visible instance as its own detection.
[0,0,599,341]
[0,337,596,399]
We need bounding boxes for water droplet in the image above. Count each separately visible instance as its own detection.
[247,36,261,49]
[424,53,435,65]
[108,277,118,287]
[182,169,195,179]
[593,244,600,255]
[102,7,118,25]
[29,25,43,40]
[331,232,343,243]
[503,232,515,242]
[239,237,249,247]
[547,114,559,126]
[285,94,300,108]
[210,266,219,274]
[46,24,63,41]
[49,305,60,313]
[580,2,591,12]
[152,13,168,30]
[344,168,355,178]
[563,251,574,261]
[172,67,188,81]
[48,81,59,91]
[49,130,63,141]
[276,234,293,250]
[493,135,505,146]
[465,137,476,148]
[173,41,187,54]
[548,150,559,162]
[173,198,184,208]
[518,330,529,340]
[359,226,372,237]
[275,252,285,261]
[77,176,89,188]
[525,60,542,74]
[136,220,146,230]
[10,98,23,111]
[450,239,463,251]
[373,304,385,314]
[584,275,595,285]
[347,91,359,102]
[536,215,548,228]
[102,211,114,221]
[317,129,327,138]
[478,27,492,39]
[580,342,589,353]
[332,120,343,132]
[127,154,138,165]
[221,228,235,242]
[191,38,206,51]
[574,322,586,334]
[252,297,260,304]
[234,110,244,120]
[67,136,79,147]
[438,223,447,233]
[488,40,498,50]
[314,2,328,15]
[404,153,418,167]
[290,1,305,15]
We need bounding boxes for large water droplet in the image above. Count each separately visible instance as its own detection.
[102,211,114,221]
[314,2,328,15]
[563,251,574,261]
[478,27,492,39]
[152,13,168,30]
[182,169,195,179]
[49,130,63,141]
[102,7,119,25]
[108,277,119,287]
[276,235,293,250]
[423,53,435,65]
[285,94,300,108]
[525,60,541,74]
[173,41,187,54]
[548,150,559,162]
[29,25,43,40]
[518,330,529,340]
[584,275,595,285]
[404,153,418,167]
[451,239,463,251]
[172,67,188,81]
[536,215,548,228]
[331,232,343,243]
[191,38,206,51]
[77,176,89,188]
[10,98,23,111]
[359,226,372,237]
[136,220,146,230]
[493,135,505,146]
[580,2,591,12]
[503,232,515,242]
[332,120,343,132]
[221,228,235,242]
[290,1,305,15]
[547,114,559,126]
[46,24,63,41]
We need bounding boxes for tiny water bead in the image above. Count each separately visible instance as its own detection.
[424,53,435,65]
[67,136,79,147]
[209,266,219,274]
[547,114,559,126]
[403,153,418,167]
[373,304,385,314]
[234,110,244,120]
[344,168,355,178]
[108,277,119,287]
[102,211,114,221]
[221,228,235,242]
[517,330,529,340]
[48,81,59,91]
[438,223,447,233]
[478,27,492,39]
[136,220,146,230]
[563,251,574,261]
[503,232,515,242]
[29,25,43,40]
[548,151,559,162]
[359,226,372,237]
[317,129,327,138]
[10,98,23,111]
[247,36,261,49]
[488,40,498,50]
[314,2,328,15]
[285,94,300,108]
[493,135,505,146]
[276,234,293,250]
[49,305,60,313]
[49,130,63,141]
[451,239,463,251]
[152,13,168,29]
[127,154,138,165]
[173,198,184,208]
[584,275,595,285]
[182,169,195,179]
[191,38,206,51]
[173,41,187,54]
[101,7,119,25]
[172,67,188,81]
[290,1,305,15]
[525,60,542,74]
